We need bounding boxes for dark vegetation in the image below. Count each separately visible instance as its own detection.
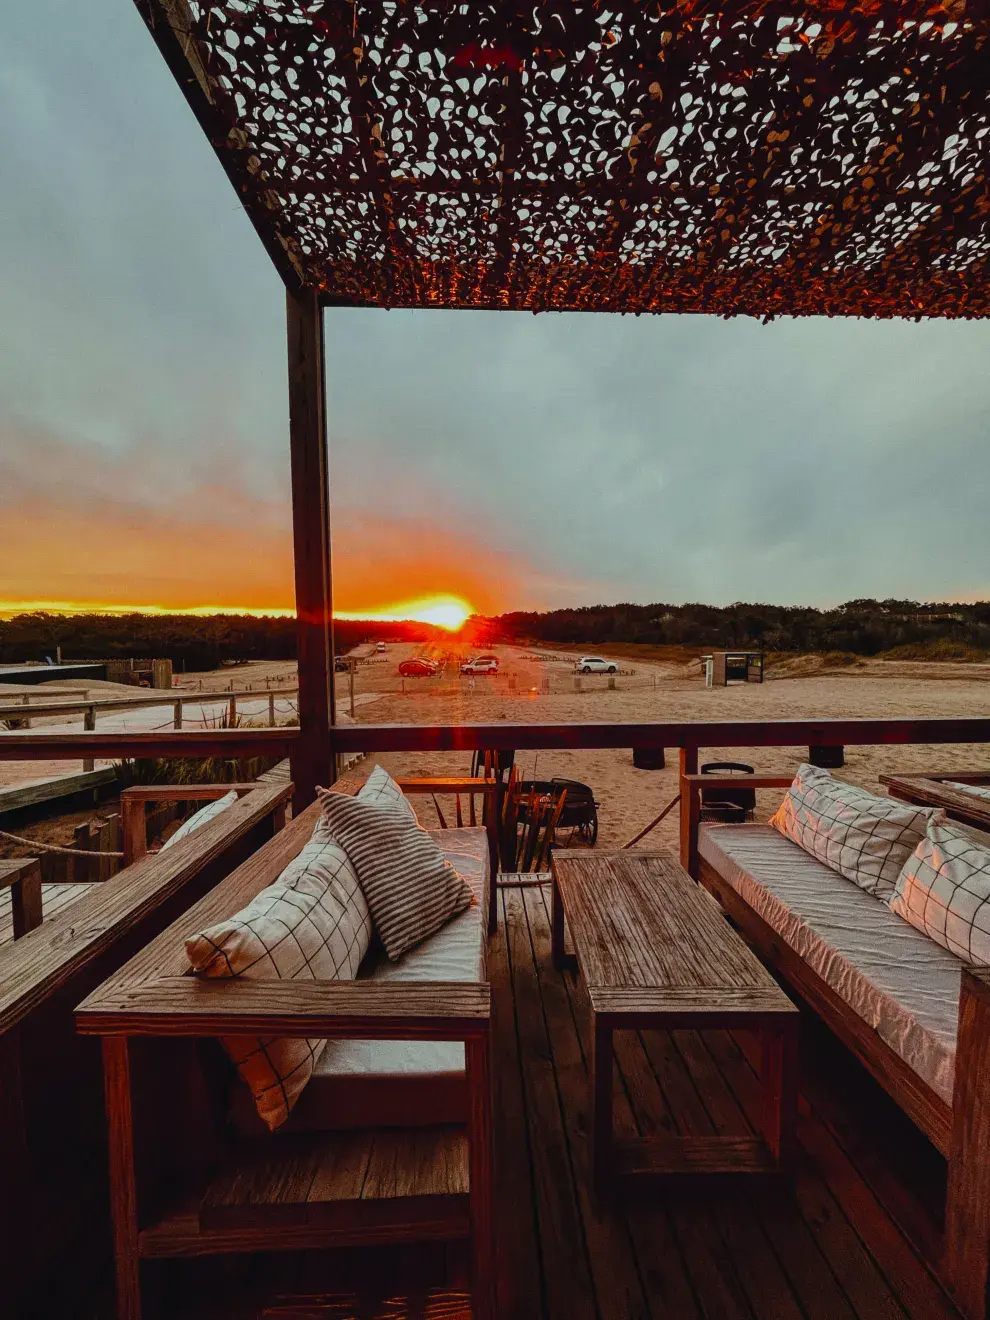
[489,599,990,660]
[0,612,432,671]
[2,600,989,670]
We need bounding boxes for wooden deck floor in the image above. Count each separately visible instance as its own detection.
[121,881,960,1320]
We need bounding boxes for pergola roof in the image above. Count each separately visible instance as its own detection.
[143,1,990,316]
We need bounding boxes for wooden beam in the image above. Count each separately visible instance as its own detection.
[287,286,334,808]
[134,0,305,293]
[0,730,297,760]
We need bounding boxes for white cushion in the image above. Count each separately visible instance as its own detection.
[317,785,474,961]
[185,821,372,1130]
[890,815,990,963]
[769,763,932,901]
[358,764,417,823]
[160,790,238,851]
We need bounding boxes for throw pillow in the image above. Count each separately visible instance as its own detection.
[317,786,474,961]
[186,823,372,1130]
[769,763,932,901]
[890,814,990,962]
[161,790,239,851]
[358,763,418,823]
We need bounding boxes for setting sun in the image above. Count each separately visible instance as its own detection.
[336,595,473,631]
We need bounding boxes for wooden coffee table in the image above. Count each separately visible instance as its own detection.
[551,851,798,1191]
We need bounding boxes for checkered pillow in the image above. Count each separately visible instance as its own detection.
[769,763,933,900]
[358,764,417,822]
[890,814,990,963]
[161,790,238,851]
[317,785,474,961]
[186,822,372,1131]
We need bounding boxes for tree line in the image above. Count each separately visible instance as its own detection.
[487,599,990,658]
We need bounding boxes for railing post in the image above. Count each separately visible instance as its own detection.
[679,745,699,876]
[83,704,96,772]
[269,692,276,726]
[173,701,182,730]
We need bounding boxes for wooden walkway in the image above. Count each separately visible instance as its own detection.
[91,881,961,1319]
[0,881,93,947]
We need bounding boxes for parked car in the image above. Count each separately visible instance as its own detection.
[575,655,618,674]
[375,642,386,653]
[460,655,499,675]
[399,658,438,677]
[334,655,351,672]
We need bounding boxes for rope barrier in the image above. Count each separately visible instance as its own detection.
[0,828,124,858]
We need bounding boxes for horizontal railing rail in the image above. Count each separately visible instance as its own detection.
[3,717,990,761]
[0,686,299,722]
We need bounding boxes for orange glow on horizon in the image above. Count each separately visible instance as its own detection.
[0,594,475,629]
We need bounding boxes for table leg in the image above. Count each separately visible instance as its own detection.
[591,1016,614,1195]
[760,1019,799,1170]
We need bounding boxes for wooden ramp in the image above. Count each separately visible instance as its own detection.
[77,884,960,1319]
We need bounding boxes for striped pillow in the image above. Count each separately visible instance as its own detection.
[317,786,474,961]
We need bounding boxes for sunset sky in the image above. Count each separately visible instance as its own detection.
[3,1,990,621]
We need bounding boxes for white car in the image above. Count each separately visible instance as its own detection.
[461,655,498,675]
[575,655,617,674]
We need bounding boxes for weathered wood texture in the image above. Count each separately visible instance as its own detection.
[946,968,990,1320]
[106,882,963,1318]
[0,880,93,947]
[552,852,797,1187]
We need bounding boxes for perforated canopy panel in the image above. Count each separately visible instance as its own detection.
[142,1,990,316]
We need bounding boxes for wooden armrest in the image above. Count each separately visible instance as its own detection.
[880,771,990,787]
[396,777,496,795]
[77,978,490,1039]
[120,784,262,803]
[680,775,793,790]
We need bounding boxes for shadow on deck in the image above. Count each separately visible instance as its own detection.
[142,883,958,1319]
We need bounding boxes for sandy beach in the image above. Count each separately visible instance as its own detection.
[2,642,989,861]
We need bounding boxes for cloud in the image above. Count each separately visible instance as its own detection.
[0,423,595,614]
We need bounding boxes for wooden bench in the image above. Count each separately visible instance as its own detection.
[551,850,798,1193]
[681,769,990,1320]
[0,779,292,1320]
[881,772,990,834]
[76,793,496,1320]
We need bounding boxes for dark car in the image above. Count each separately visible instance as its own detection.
[399,658,438,677]
[334,655,352,672]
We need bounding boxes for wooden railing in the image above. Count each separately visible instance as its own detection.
[2,716,990,762]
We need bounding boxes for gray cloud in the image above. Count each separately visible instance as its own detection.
[3,0,990,612]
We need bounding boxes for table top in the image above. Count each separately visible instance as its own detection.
[552,851,794,1021]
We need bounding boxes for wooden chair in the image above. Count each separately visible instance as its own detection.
[77,796,495,1320]
[0,779,292,1319]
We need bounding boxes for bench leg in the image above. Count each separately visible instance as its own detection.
[0,1030,33,1317]
[467,1033,496,1320]
[103,1037,143,1320]
[591,1017,614,1195]
[760,1018,799,1170]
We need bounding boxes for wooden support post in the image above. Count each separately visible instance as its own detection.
[103,1037,142,1320]
[287,285,334,808]
[466,1032,496,1320]
[173,701,182,730]
[679,746,700,876]
[269,692,276,726]
[83,704,96,772]
[591,1016,614,1196]
[946,967,990,1320]
[10,861,43,938]
[121,797,147,867]
[229,695,237,724]
[760,1018,799,1170]
[349,660,355,719]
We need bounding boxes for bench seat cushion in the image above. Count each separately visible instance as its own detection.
[229,827,489,1136]
[699,824,962,1105]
